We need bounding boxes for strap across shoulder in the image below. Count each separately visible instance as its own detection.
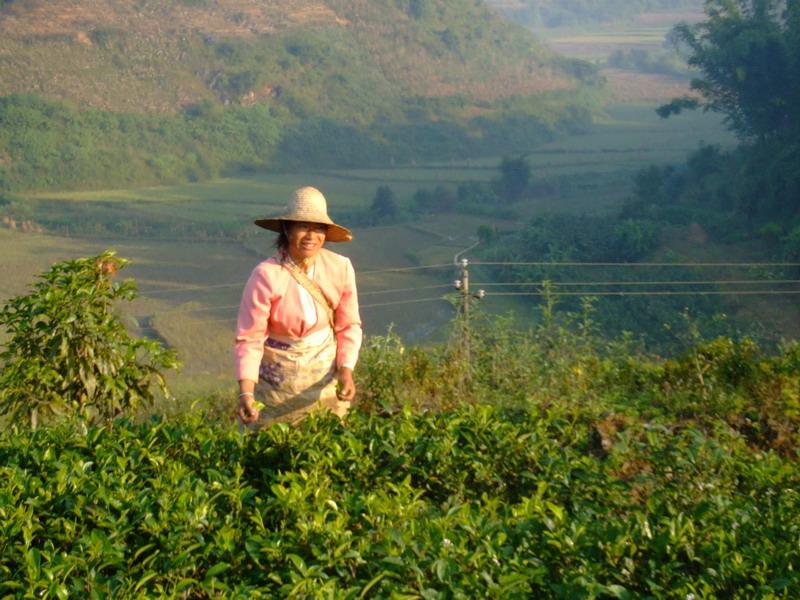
[281,258,335,328]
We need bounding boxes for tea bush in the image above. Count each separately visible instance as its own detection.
[0,252,178,428]
[0,403,797,598]
[359,306,800,455]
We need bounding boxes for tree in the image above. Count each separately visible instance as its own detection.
[476,224,497,245]
[431,185,457,212]
[412,185,457,214]
[633,165,669,205]
[658,0,799,142]
[0,251,179,428]
[371,185,397,222]
[657,1,800,221]
[494,156,531,202]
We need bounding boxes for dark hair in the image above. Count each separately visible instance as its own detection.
[274,230,289,251]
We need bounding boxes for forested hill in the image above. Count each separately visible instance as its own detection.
[0,0,584,118]
[0,0,601,191]
[487,0,703,28]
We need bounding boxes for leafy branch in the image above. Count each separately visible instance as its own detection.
[0,251,179,428]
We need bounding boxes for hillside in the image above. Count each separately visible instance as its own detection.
[0,0,601,191]
[0,0,586,118]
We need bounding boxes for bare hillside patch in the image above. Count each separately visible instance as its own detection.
[0,0,349,40]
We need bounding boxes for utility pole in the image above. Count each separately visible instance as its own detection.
[461,258,470,343]
[453,258,484,367]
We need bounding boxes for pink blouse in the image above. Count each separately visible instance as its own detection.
[234,248,362,382]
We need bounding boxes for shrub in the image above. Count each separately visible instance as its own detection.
[0,251,179,428]
[783,226,800,261]
[493,156,531,202]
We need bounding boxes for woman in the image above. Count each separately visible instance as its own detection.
[235,186,362,426]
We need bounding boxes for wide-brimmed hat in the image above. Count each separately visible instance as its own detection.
[255,186,352,242]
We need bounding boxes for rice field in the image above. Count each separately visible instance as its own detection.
[538,11,705,62]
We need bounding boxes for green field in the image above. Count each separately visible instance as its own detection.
[1,104,737,392]
[544,27,678,61]
[537,10,704,62]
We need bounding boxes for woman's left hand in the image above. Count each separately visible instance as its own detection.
[336,367,356,401]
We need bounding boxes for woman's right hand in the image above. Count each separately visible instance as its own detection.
[238,392,260,424]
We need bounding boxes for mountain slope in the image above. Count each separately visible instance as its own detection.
[0,0,601,192]
[0,0,587,119]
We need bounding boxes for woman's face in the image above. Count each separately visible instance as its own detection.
[286,221,327,262]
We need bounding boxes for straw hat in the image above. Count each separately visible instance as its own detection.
[255,186,352,242]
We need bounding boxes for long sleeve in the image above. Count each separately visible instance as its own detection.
[234,265,272,382]
[235,252,362,378]
[334,257,362,369]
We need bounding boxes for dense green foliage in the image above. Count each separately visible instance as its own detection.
[650,1,800,251]
[488,0,703,28]
[274,106,591,170]
[0,92,594,193]
[480,213,661,265]
[1,315,798,596]
[474,148,798,347]
[360,313,799,454]
[0,252,178,428]
[470,211,720,348]
[495,156,533,202]
[0,94,282,192]
[622,143,800,253]
[659,0,799,143]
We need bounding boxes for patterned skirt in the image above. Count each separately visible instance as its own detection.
[252,328,349,426]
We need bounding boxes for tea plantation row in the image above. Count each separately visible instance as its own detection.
[1,402,797,598]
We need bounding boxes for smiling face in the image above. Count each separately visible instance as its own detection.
[286,221,327,263]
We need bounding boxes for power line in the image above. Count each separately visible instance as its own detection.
[139,282,243,294]
[155,304,241,314]
[145,284,800,314]
[150,295,452,324]
[144,288,800,324]
[147,294,451,318]
[138,261,456,295]
[360,284,452,297]
[360,296,449,309]
[472,261,800,268]
[473,279,800,288]
[156,285,800,324]
[486,290,800,298]
[159,316,237,325]
[138,263,800,319]
[359,263,453,275]
[138,262,456,295]
[140,282,453,297]
[136,268,800,298]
